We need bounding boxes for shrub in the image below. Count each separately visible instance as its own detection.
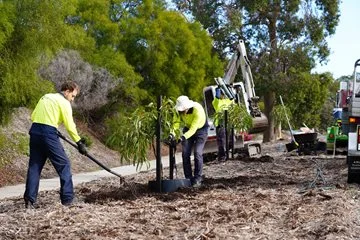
[0,132,29,168]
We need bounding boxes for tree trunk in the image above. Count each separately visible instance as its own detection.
[274,122,282,140]
[262,3,280,143]
[263,91,276,143]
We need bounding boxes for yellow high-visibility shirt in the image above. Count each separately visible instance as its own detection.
[31,93,81,142]
[172,102,207,139]
[212,97,234,127]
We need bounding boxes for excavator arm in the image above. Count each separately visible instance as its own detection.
[215,40,268,131]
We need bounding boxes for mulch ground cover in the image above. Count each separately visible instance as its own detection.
[1,143,360,239]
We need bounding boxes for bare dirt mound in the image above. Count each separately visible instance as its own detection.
[1,143,360,239]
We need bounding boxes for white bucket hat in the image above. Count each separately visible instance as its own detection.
[175,95,195,112]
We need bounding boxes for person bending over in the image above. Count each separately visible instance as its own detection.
[173,95,209,187]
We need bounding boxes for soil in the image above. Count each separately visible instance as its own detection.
[1,108,360,239]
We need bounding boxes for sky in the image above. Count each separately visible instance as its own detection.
[313,0,360,79]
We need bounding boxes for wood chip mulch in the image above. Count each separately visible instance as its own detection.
[1,144,360,239]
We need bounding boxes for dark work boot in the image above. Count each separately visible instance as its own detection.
[192,177,202,188]
[25,199,35,209]
[62,197,79,207]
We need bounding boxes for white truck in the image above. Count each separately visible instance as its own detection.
[202,40,268,158]
[346,59,360,183]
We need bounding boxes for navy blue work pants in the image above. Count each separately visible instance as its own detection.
[24,124,74,204]
[181,127,208,182]
[216,126,226,160]
[216,126,234,160]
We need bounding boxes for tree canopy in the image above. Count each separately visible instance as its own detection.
[0,0,343,145]
[173,0,340,140]
[0,0,221,125]
[115,0,223,101]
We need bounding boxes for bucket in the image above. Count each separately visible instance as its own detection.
[286,141,297,152]
[293,132,318,144]
[148,179,191,193]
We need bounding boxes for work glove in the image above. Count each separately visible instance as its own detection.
[76,138,87,155]
[164,134,174,146]
[168,133,175,141]
[215,88,221,99]
[178,136,186,144]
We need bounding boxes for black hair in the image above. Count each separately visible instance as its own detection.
[61,81,79,92]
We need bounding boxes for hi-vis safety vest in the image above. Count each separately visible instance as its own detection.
[172,102,207,139]
[212,98,234,127]
[31,93,81,142]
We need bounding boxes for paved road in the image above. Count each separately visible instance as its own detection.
[0,153,183,200]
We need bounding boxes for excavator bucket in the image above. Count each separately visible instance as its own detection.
[248,113,268,134]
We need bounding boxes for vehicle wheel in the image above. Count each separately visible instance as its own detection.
[327,150,334,155]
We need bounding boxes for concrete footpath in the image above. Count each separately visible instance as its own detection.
[0,153,183,200]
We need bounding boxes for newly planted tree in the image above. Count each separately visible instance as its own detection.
[106,97,178,168]
[213,103,253,133]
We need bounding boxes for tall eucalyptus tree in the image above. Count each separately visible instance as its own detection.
[173,0,340,141]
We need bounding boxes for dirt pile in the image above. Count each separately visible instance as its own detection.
[1,142,360,239]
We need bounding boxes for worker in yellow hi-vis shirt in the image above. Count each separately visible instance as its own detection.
[23,82,87,209]
[172,96,209,188]
[212,88,234,161]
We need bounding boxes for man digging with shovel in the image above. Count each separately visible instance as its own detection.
[23,81,87,209]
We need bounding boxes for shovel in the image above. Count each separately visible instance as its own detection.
[279,96,299,151]
[57,131,139,197]
[57,131,124,180]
